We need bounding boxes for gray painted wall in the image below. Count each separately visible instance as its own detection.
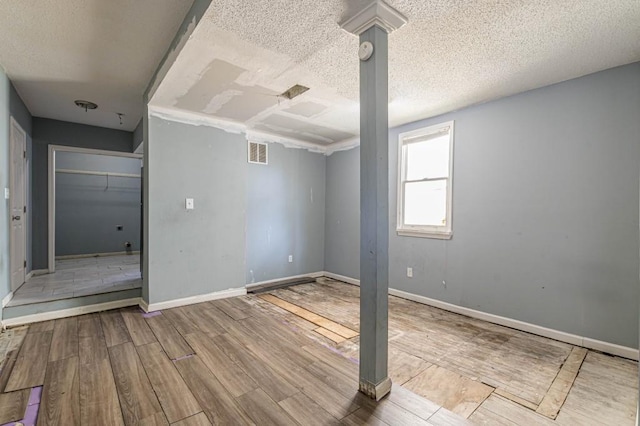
[142,0,214,303]
[147,118,247,304]
[31,118,134,269]
[324,63,640,348]
[246,142,325,283]
[9,83,31,136]
[55,152,141,256]
[133,120,143,152]
[146,117,327,304]
[325,146,360,279]
[9,83,32,271]
[0,68,10,304]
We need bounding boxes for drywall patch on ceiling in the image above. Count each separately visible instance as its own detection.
[261,114,355,143]
[149,105,245,135]
[204,89,244,115]
[214,86,279,121]
[152,0,640,147]
[175,59,246,111]
[283,102,328,118]
[152,22,361,139]
[246,130,326,153]
[253,124,333,145]
[149,105,326,154]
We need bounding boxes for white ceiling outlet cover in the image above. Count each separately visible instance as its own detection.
[0,0,193,131]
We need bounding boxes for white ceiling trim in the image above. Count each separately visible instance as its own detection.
[339,0,408,35]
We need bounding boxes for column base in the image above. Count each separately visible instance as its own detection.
[359,377,392,401]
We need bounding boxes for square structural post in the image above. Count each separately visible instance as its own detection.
[340,0,407,401]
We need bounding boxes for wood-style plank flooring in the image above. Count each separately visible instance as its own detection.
[0,278,637,425]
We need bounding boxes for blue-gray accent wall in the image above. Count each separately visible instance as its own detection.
[55,152,141,256]
[246,142,325,283]
[146,117,327,304]
[133,120,143,152]
[325,146,360,279]
[324,62,640,348]
[146,118,247,304]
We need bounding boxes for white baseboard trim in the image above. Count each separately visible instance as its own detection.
[582,337,638,361]
[139,298,149,313]
[143,271,327,313]
[28,269,49,279]
[245,271,325,291]
[2,291,14,308]
[55,251,140,260]
[1,298,140,328]
[322,271,360,286]
[144,287,247,312]
[322,273,638,361]
[24,269,47,282]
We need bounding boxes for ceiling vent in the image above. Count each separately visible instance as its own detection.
[280,84,309,100]
[248,141,268,165]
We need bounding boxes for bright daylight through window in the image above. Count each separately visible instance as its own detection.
[397,121,454,239]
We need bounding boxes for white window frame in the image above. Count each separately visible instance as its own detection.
[396,121,454,239]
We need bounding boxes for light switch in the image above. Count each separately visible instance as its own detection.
[185,198,194,210]
[4,188,9,199]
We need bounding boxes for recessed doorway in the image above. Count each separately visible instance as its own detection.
[7,145,143,308]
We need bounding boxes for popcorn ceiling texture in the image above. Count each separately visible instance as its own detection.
[0,0,193,130]
[152,0,640,146]
[2,0,636,138]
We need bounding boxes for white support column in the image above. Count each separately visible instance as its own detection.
[340,0,407,401]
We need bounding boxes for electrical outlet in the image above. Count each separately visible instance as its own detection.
[407,267,413,278]
[288,255,293,263]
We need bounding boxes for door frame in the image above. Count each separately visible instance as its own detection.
[9,117,27,291]
[47,145,143,272]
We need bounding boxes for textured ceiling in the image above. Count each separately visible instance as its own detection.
[152,0,640,146]
[0,0,193,131]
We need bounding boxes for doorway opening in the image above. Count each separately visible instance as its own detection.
[8,145,142,307]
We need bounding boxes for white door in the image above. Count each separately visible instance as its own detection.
[10,118,26,291]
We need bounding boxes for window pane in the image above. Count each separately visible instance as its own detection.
[404,180,447,226]
[406,134,449,180]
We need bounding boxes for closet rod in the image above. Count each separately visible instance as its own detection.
[56,168,141,179]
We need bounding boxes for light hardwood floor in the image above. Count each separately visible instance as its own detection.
[0,278,636,425]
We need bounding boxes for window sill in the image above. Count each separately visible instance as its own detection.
[396,229,453,240]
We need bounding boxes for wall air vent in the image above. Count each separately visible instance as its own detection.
[248,141,268,165]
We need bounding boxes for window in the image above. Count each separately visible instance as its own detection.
[397,121,454,239]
